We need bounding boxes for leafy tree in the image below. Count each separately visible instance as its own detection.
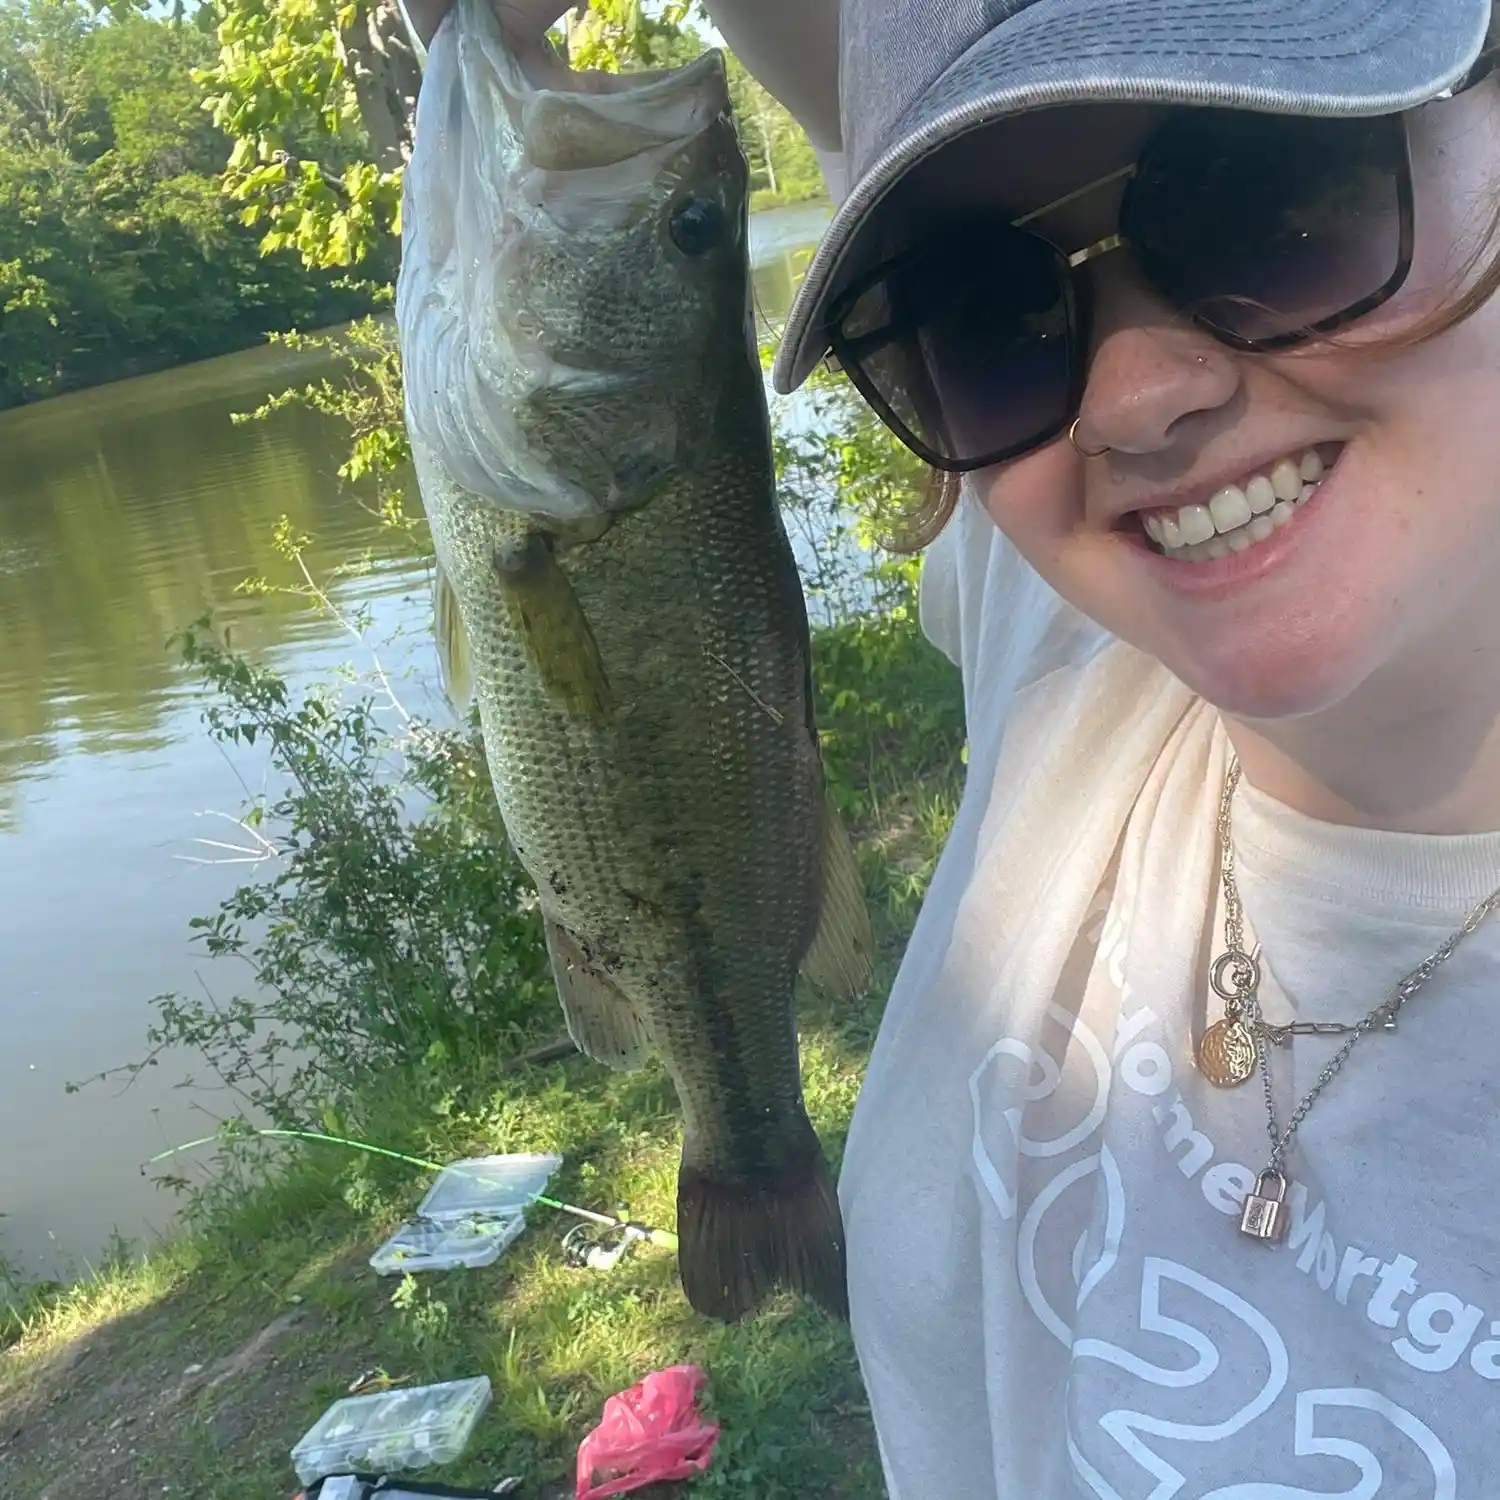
[199,0,709,272]
[202,0,825,275]
[0,0,386,406]
[201,0,416,269]
[724,50,823,208]
[559,0,695,71]
[0,0,827,408]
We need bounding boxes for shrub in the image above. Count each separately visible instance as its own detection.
[130,621,554,1129]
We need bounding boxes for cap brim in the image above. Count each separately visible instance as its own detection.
[772,0,1490,394]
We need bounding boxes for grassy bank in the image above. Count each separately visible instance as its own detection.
[0,602,964,1500]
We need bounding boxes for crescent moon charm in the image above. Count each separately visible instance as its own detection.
[1197,1018,1258,1088]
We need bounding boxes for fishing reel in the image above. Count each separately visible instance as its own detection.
[560,1219,651,1272]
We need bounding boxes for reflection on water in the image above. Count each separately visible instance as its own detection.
[0,360,420,828]
[0,203,832,1277]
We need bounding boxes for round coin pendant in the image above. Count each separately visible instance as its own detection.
[1197,1018,1258,1088]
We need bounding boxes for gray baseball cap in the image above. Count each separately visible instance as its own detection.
[771,0,1493,394]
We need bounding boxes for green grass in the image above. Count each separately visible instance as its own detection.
[0,614,964,1499]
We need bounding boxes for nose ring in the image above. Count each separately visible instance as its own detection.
[1068,417,1111,459]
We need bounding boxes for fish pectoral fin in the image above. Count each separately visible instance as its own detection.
[433,560,473,712]
[493,533,614,720]
[799,790,875,1001]
[544,917,650,1070]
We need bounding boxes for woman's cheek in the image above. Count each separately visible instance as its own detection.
[976,446,1080,558]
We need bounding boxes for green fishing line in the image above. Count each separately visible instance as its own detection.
[148,1126,679,1248]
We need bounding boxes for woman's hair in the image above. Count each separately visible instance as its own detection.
[888,470,962,555]
[879,48,1500,556]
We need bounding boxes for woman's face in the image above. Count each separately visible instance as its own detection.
[971,82,1500,722]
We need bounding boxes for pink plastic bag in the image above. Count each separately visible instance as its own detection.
[575,1364,721,1500]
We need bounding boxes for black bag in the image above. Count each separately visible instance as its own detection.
[303,1475,515,1499]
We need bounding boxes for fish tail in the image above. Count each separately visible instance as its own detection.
[676,1122,849,1324]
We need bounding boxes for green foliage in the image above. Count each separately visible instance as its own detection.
[814,614,964,817]
[776,373,966,828]
[0,1260,60,1352]
[202,0,412,269]
[208,0,828,492]
[725,52,824,209]
[0,0,825,408]
[119,613,554,1129]
[0,0,385,406]
[774,362,929,619]
[202,0,709,273]
[558,0,698,72]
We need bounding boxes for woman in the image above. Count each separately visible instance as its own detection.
[408,0,1500,1493]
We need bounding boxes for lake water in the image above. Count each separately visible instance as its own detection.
[0,202,833,1281]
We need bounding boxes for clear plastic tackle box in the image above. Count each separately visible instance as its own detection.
[368,1154,562,1276]
[291,1376,493,1485]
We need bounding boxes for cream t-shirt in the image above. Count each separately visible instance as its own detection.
[841,491,1500,1498]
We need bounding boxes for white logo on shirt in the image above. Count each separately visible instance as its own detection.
[964,898,1481,1496]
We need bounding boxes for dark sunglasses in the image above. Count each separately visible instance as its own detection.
[824,75,1488,473]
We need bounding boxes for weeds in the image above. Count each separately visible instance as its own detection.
[76,625,555,1135]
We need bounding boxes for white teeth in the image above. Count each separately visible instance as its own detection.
[1271,459,1303,502]
[1177,503,1216,545]
[1142,447,1336,564]
[1245,475,1277,515]
[1208,485,1252,532]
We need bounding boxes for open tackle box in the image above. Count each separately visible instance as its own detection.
[367,1154,563,1276]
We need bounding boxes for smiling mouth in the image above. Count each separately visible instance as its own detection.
[1123,444,1345,564]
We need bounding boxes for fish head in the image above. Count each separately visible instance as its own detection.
[494,51,751,515]
[397,0,754,531]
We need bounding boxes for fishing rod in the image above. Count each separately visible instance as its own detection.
[149,1127,679,1250]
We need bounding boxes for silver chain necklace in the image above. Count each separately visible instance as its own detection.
[1196,757,1500,1240]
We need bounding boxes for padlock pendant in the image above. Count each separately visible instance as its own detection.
[1239,1169,1290,1241]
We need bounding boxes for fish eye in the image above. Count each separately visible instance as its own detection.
[667,196,727,256]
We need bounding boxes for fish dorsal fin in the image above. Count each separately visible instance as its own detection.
[433,559,473,712]
[800,790,875,1001]
[492,532,615,719]
[544,917,651,1070]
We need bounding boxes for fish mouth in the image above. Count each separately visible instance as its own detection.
[488,7,730,173]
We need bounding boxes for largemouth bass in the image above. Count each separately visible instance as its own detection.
[396,0,872,1322]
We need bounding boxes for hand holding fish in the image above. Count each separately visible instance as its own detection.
[405,0,566,48]
[400,0,841,154]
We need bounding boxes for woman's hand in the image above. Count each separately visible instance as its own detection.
[405,0,566,50]
[399,0,841,155]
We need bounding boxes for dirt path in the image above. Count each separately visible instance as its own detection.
[0,1292,354,1498]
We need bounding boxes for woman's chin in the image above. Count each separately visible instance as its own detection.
[1160,630,1377,724]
